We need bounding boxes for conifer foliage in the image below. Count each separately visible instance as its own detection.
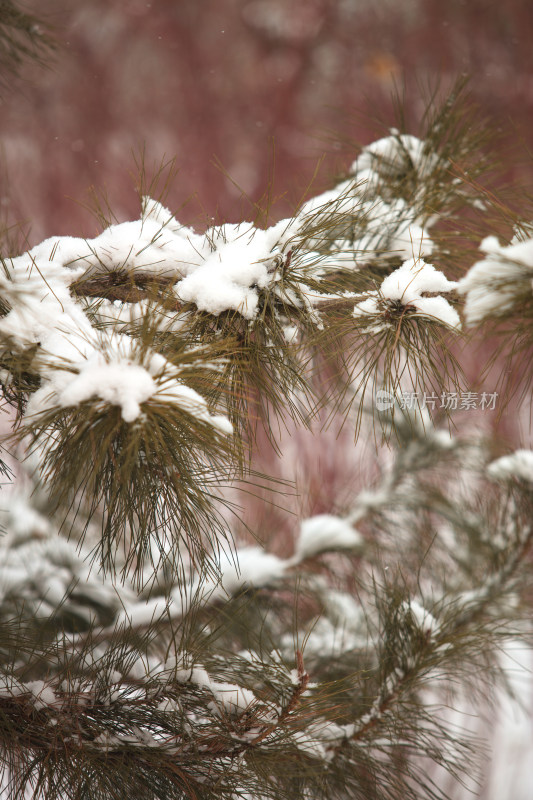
[0,0,53,82]
[1,76,533,800]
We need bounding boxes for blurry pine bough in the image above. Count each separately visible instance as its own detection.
[0,0,54,83]
[1,84,533,800]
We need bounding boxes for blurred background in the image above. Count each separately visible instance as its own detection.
[2,0,533,245]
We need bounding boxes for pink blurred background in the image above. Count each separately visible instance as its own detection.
[2,0,533,245]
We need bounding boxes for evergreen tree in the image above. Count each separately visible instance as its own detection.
[0,79,532,800]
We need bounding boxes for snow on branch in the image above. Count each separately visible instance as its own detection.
[1,83,533,800]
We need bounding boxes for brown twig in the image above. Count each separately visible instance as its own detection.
[71,271,179,305]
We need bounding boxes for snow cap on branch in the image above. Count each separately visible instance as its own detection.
[353,258,460,329]
[350,132,441,184]
[174,220,288,319]
[27,337,232,432]
[488,450,533,483]
[458,234,533,326]
[295,515,363,561]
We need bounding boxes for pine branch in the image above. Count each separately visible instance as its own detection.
[0,1,54,82]
[1,86,533,800]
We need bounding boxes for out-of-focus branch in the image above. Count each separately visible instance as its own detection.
[0,1,54,82]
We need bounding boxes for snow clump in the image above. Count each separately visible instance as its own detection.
[458,234,533,326]
[487,450,533,483]
[295,515,364,561]
[353,258,460,329]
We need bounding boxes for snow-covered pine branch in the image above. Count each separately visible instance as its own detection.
[1,84,533,800]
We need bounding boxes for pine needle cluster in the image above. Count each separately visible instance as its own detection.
[0,1,54,82]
